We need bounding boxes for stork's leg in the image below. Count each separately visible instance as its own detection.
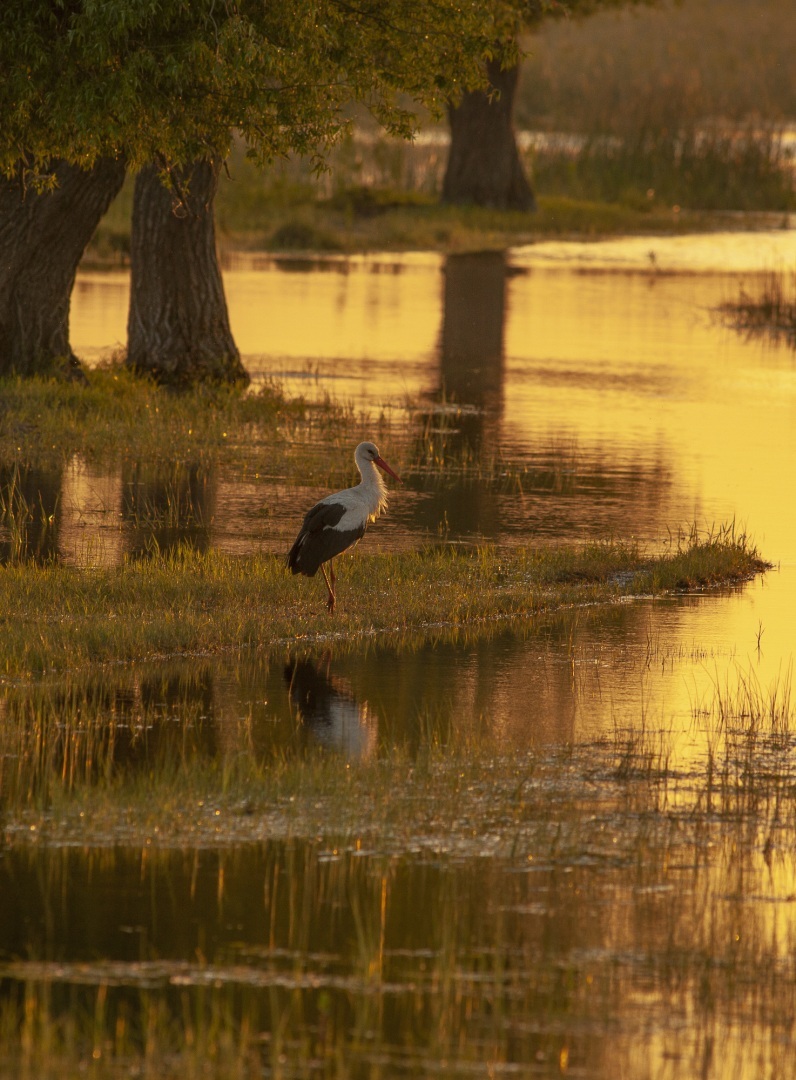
[321,561,336,614]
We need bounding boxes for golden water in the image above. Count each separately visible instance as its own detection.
[65,236,796,759]
[4,232,796,1078]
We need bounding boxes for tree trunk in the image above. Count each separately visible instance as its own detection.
[442,59,535,211]
[0,159,126,379]
[127,160,248,386]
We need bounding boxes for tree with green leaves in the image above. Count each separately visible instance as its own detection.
[0,0,524,382]
[442,0,650,210]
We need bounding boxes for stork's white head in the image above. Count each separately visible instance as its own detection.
[355,442,402,483]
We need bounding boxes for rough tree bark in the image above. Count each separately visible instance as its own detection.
[127,160,248,386]
[0,159,126,379]
[442,59,535,211]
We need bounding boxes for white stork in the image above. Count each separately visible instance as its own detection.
[287,441,401,613]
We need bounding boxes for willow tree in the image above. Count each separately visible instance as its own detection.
[442,0,651,210]
[126,160,247,384]
[443,56,536,210]
[0,0,524,382]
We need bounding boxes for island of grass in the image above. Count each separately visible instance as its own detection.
[0,368,771,676]
[0,526,768,677]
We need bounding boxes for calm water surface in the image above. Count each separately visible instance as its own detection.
[3,230,796,1077]
[63,234,796,735]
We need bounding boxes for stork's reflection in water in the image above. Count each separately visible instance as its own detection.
[284,657,377,759]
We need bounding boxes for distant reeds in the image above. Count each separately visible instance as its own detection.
[531,123,794,212]
[718,267,796,345]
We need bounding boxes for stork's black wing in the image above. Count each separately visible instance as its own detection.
[287,500,351,575]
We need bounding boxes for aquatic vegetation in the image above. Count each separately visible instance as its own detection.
[0,365,303,469]
[2,663,796,1080]
[0,464,60,564]
[521,0,795,214]
[0,531,767,677]
[409,407,582,493]
[531,124,795,213]
[718,267,796,345]
[0,548,790,1080]
[0,365,396,511]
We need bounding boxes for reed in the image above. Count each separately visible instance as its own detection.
[718,267,796,345]
[530,123,795,213]
[0,465,59,564]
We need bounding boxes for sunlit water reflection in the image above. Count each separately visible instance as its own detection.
[61,232,796,735]
[3,229,796,1077]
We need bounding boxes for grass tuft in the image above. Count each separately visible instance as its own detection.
[718,266,796,345]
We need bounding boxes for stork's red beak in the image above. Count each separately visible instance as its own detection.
[374,455,402,483]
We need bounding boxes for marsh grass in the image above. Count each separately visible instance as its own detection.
[0,531,767,677]
[657,521,762,590]
[0,599,794,1080]
[0,981,263,1080]
[200,136,748,251]
[1,469,38,559]
[409,410,584,494]
[85,150,761,271]
[0,465,59,563]
[0,365,293,467]
[3,677,796,1080]
[521,0,795,214]
[0,367,393,498]
[531,124,795,213]
[122,461,213,535]
[718,267,796,345]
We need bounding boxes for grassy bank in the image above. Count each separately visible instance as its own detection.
[90,182,768,269]
[0,367,380,495]
[0,366,301,468]
[85,130,793,269]
[0,529,767,677]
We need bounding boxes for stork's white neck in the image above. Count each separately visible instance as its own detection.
[355,458,388,519]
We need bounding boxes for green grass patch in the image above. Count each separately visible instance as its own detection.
[0,529,768,678]
[0,365,372,480]
[0,365,288,465]
[84,148,783,269]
